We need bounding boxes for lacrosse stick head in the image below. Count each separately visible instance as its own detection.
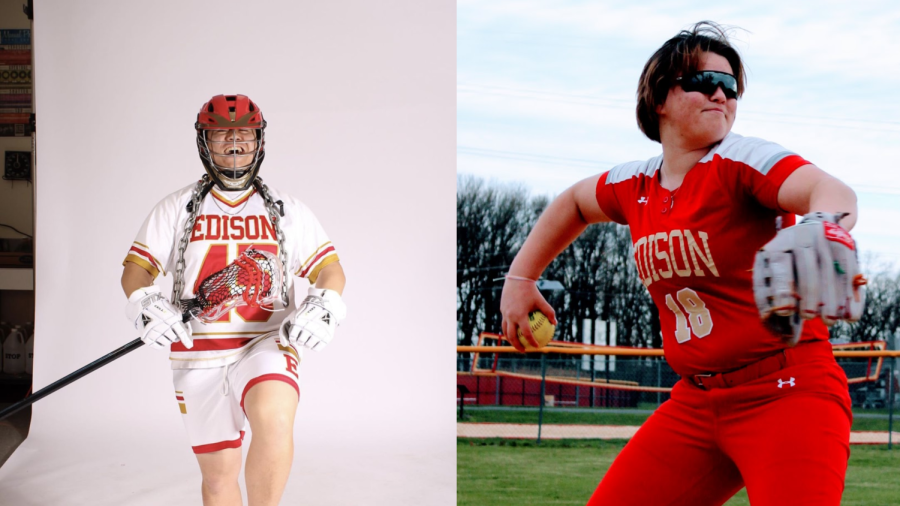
[182,248,284,323]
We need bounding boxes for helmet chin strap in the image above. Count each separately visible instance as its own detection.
[218,168,250,179]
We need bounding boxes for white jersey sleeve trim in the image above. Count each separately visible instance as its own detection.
[605,155,663,185]
[700,132,799,175]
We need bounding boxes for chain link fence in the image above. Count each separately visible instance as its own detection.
[457,349,900,445]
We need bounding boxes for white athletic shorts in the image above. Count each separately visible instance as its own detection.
[172,333,301,454]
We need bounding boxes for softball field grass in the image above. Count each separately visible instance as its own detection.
[457,438,900,506]
[458,407,900,504]
[461,405,899,432]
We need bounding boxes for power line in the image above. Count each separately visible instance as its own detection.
[458,146,616,169]
[458,84,635,111]
[459,82,634,106]
[459,83,900,133]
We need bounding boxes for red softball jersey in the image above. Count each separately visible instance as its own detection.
[595,132,829,377]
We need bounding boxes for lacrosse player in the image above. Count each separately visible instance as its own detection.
[121,94,346,505]
[501,22,864,506]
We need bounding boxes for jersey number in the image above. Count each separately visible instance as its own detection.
[664,288,712,343]
[193,243,279,323]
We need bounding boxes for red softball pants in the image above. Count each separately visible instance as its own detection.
[587,340,852,506]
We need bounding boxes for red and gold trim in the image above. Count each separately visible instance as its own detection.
[211,188,256,208]
[171,337,256,353]
[297,242,339,283]
[123,242,164,278]
[175,390,187,414]
[274,337,300,360]
[306,254,339,284]
[169,332,275,363]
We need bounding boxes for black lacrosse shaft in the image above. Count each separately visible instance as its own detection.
[0,301,198,421]
[0,338,145,421]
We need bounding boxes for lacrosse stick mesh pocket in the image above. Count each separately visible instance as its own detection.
[181,249,283,323]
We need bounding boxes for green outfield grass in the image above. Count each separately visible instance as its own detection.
[461,406,900,432]
[457,439,900,506]
[461,408,651,427]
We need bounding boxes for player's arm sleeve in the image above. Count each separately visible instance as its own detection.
[729,137,811,211]
[287,199,340,285]
[122,195,182,279]
[594,171,628,225]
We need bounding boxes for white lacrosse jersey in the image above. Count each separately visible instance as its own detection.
[124,182,339,369]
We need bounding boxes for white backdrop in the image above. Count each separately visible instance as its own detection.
[0,1,456,504]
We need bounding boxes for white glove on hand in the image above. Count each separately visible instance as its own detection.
[125,285,193,350]
[280,288,347,351]
[753,212,867,345]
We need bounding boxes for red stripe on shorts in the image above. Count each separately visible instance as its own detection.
[240,373,300,416]
[192,430,246,454]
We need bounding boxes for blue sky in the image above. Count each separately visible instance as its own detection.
[458,0,900,269]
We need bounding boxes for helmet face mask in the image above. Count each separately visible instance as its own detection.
[195,95,266,191]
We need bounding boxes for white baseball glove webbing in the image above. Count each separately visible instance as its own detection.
[753,212,867,344]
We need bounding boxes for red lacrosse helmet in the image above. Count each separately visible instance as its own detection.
[195,94,267,191]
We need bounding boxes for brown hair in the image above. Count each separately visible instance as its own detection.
[636,21,746,143]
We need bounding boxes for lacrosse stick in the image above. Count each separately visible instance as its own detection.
[0,248,284,421]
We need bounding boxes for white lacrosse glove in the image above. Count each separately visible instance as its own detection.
[280,287,347,351]
[125,285,193,350]
[753,212,867,345]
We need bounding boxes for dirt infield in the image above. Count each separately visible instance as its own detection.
[457,422,900,444]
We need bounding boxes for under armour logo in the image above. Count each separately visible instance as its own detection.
[777,377,795,388]
[637,197,648,204]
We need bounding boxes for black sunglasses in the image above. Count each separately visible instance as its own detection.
[675,71,738,100]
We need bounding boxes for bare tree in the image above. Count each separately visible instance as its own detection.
[457,175,542,345]
[544,223,656,347]
[831,270,900,343]
[457,175,655,347]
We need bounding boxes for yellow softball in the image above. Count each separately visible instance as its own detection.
[516,310,555,350]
